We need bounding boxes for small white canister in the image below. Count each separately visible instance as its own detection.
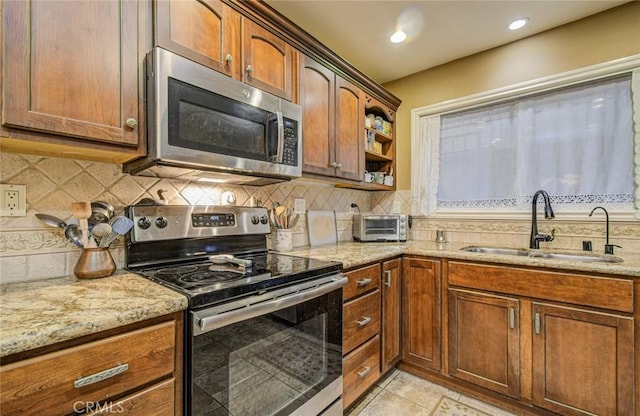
[275,228,293,252]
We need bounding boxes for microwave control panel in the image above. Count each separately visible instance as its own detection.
[282,118,298,166]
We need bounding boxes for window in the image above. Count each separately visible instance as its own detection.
[411,61,640,219]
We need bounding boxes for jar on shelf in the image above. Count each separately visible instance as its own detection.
[374,116,383,131]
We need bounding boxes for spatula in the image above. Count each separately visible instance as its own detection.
[72,202,92,248]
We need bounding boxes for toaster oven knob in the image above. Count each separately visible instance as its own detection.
[155,216,168,228]
[137,217,151,230]
[251,215,260,225]
[260,215,269,224]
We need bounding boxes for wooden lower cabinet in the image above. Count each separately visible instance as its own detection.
[0,314,182,416]
[531,303,634,416]
[448,289,520,398]
[381,258,401,373]
[447,261,635,416]
[401,258,441,371]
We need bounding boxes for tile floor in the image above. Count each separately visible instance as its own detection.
[346,369,518,416]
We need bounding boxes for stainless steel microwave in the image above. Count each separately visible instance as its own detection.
[353,214,408,242]
[124,47,302,185]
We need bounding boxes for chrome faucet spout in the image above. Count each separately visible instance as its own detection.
[529,190,555,249]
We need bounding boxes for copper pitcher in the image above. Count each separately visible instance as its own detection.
[74,247,116,279]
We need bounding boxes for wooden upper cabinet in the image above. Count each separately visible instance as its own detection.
[155,0,241,79]
[299,54,363,181]
[242,19,295,101]
[334,77,363,181]
[299,56,335,177]
[531,303,634,416]
[2,0,140,146]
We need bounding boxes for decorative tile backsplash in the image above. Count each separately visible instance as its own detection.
[1,152,638,284]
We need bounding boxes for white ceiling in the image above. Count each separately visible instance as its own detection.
[265,0,630,84]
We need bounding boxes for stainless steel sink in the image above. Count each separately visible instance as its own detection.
[460,246,530,257]
[527,251,623,263]
[460,246,623,263]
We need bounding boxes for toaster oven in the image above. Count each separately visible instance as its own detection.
[352,214,408,242]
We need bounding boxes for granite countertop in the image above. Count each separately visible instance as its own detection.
[0,273,188,358]
[285,241,640,277]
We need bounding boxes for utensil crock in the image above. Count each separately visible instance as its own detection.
[74,247,116,279]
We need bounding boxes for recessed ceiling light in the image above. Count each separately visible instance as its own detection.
[508,18,529,31]
[390,30,407,43]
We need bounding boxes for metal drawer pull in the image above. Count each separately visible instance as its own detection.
[225,54,233,64]
[357,366,371,378]
[356,278,372,287]
[534,313,541,335]
[74,363,129,388]
[384,270,392,287]
[356,316,372,327]
[509,307,515,329]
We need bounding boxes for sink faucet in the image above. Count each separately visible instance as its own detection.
[588,206,621,254]
[529,190,555,249]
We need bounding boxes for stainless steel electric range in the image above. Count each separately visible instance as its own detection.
[125,205,346,416]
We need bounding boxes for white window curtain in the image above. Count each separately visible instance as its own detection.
[413,70,639,218]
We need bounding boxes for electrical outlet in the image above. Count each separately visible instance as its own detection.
[0,184,27,217]
[294,197,306,214]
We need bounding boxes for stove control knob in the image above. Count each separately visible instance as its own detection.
[155,216,168,228]
[251,215,260,225]
[137,217,151,229]
[260,215,269,224]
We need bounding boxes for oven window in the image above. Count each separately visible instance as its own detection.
[364,218,397,235]
[168,77,272,162]
[189,293,342,416]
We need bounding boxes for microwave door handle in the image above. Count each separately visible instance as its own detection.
[275,111,284,164]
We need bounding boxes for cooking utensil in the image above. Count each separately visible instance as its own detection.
[91,222,112,245]
[64,224,84,248]
[35,213,67,229]
[88,201,115,225]
[100,216,134,247]
[72,202,92,248]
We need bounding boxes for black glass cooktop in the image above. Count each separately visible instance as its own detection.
[133,252,342,309]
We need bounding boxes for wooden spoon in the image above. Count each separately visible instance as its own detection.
[72,202,92,248]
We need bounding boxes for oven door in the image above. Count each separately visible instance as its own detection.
[188,275,347,416]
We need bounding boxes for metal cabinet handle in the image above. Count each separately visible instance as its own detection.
[225,54,233,64]
[384,270,392,287]
[534,312,541,335]
[356,316,372,327]
[356,278,372,287]
[509,307,515,329]
[246,65,253,75]
[357,366,371,378]
[74,363,128,388]
[125,118,137,128]
[335,162,343,168]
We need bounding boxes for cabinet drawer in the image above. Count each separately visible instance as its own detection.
[343,335,381,409]
[87,378,175,416]
[0,321,175,416]
[343,289,380,354]
[344,263,381,301]
[448,261,634,313]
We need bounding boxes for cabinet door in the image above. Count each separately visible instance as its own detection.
[334,76,364,181]
[532,303,634,416]
[401,258,441,371]
[3,0,140,146]
[299,55,336,177]
[381,258,402,373]
[242,19,295,101]
[155,0,241,79]
[448,289,520,398]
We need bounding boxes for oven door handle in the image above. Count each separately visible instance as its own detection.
[193,274,348,335]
